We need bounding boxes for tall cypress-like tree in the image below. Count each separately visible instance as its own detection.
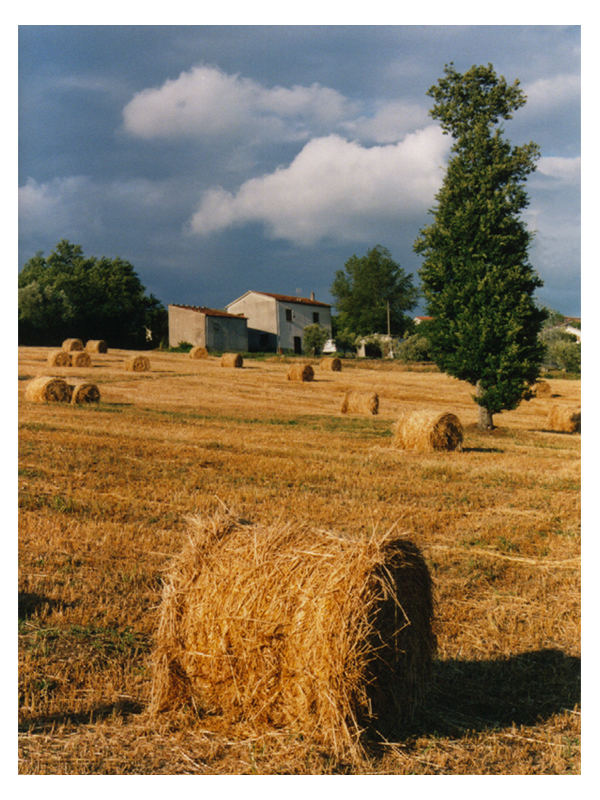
[414,63,547,429]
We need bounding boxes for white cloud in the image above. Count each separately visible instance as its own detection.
[122,65,356,141]
[19,176,94,237]
[522,73,580,113]
[188,126,450,245]
[537,156,581,183]
[342,100,431,144]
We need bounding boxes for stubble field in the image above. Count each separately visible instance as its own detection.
[18,346,580,774]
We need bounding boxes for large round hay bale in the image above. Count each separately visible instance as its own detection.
[320,357,342,372]
[150,512,435,758]
[341,390,379,415]
[24,376,71,403]
[71,351,92,367]
[287,363,314,382]
[392,410,463,452]
[125,355,150,372]
[62,338,84,352]
[190,346,209,359]
[47,349,71,367]
[221,352,243,368]
[85,340,107,353]
[547,405,581,433]
[69,381,100,404]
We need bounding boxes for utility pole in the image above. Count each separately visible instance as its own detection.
[386,300,391,336]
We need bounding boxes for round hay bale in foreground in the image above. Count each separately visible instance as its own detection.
[190,345,209,359]
[85,340,107,353]
[221,352,243,368]
[125,355,150,372]
[47,349,71,367]
[341,390,379,415]
[71,351,92,368]
[150,511,435,758]
[25,376,71,403]
[62,338,84,352]
[320,357,342,372]
[287,363,314,382]
[393,410,463,452]
[547,405,580,433]
[69,381,100,404]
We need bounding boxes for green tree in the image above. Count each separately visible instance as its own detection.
[302,323,330,356]
[331,245,418,338]
[18,240,167,348]
[414,63,547,429]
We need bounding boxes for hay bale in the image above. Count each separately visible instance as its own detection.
[287,363,314,382]
[341,391,379,415]
[85,340,107,353]
[62,338,84,352]
[69,381,100,404]
[221,352,243,368]
[320,357,342,372]
[150,511,435,758]
[71,351,91,368]
[24,376,71,403]
[190,346,209,359]
[47,350,71,367]
[532,380,552,398]
[125,355,151,372]
[547,405,581,433]
[392,410,463,452]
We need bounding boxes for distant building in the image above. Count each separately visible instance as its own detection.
[168,304,248,351]
[413,315,433,325]
[225,291,332,354]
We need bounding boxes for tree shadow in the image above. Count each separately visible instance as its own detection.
[369,648,580,747]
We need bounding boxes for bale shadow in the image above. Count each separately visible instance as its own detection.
[18,592,71,620]
[18,698,145,734]
[462,446,504,453]
[370,648,580,747]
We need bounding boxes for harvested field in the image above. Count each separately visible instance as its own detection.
[18,346,581,775]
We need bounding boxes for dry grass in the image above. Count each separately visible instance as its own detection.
[62,338,84,352]
[150,510,434,761]
[392,410,463,452]
[221,353,243,368]
[341,390,379,415]
[86,340,108,353]
[18,346,581,774]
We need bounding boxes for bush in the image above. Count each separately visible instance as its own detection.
[303,324,330,356]
[540,327,581,373]
[395,334,432,363]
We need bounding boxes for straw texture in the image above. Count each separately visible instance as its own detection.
[125,355,151,372]
[221,353,243,368]
[69,382,100,404]
[287,364,314,382]
[190,346,209,359]
[320,357,342,372]
[150,511,435,759]
[47,350,71,367]
[85,340,107,353]
[25,376,71,403]
[547,405,581,433]
[341,391,379,415]
[393,410,463,452]
[62,338,84,352]
[71,351,92,367]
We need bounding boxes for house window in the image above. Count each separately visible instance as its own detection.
[285,308,292,322]
[313,312,320,323]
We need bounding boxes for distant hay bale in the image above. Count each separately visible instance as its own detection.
[320,357,342,372]
[392,410,463,452]
[221,353,243,368]
[547,405,581,433]
[532,380,552,398]
[71,351,91,367]
[69,381,100,405]
[47,350,71,367]
[24,376,71,403]
[190,346,209,359]
[287,363,314,382]
[149,511,435,759]
[62,338,84,352]
[341,390,379,415]
[125,355,150,372]
[85,340,107,353]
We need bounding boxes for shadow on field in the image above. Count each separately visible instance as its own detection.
[18,592,71,619]
[379,648,580,744]
[18,698,145,734]
[461,446,504,453]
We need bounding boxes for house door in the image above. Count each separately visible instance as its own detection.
[293,336,302,355]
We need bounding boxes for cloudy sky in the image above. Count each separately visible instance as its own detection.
[18,24,581,316]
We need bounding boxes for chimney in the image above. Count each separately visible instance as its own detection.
[310,291,315,301]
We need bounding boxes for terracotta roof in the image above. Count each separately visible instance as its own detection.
[170,303,246,319]
[253,291,331,308]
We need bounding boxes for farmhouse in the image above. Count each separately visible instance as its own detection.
[168,304,248,351]
[225,291,332,354]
